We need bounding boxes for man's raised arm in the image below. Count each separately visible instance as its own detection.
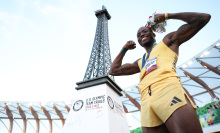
[109,41,140,76]
[156,12,211,47]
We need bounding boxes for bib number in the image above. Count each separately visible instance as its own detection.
[144,57,158,75]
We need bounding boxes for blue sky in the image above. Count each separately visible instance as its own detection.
[0,0,220,101]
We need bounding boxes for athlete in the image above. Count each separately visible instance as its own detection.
[109,12,211,133]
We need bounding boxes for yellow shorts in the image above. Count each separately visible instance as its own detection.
[140,77,196,127]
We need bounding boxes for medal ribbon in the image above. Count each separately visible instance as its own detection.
[142,42,157,69]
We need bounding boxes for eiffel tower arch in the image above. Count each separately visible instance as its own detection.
[83,5,113,81]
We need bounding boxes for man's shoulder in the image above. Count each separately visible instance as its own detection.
[157,40,165,45]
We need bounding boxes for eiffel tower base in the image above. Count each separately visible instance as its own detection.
[62,76,130,133]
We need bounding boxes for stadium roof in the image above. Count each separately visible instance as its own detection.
[0,101,72,133]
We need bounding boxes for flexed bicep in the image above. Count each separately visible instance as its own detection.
[172,23,205,45]
[163,13,211,47]
[109,40,140,76]
[110,59,140,76]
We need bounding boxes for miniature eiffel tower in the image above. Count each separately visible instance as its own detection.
[63,6,129,133]
[83,5,113,81]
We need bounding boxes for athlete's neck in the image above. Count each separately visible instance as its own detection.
[145,42,156,52]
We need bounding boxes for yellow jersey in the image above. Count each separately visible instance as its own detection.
[138,41,179,94]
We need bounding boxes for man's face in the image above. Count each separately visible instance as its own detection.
[137,27,155,47]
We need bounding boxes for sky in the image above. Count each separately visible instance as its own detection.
[0,0,220,101]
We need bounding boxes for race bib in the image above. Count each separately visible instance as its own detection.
[144,57,158,75]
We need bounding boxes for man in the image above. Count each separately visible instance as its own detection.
[109,12,211,133]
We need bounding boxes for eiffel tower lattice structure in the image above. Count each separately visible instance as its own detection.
[83,6,113,81]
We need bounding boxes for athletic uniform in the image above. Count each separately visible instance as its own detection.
[137,40,196,127]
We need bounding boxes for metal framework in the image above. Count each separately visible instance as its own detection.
[123,105,129,113]
[53,105,65,126]
[197,59,220,75]
[17,105,27,133]
[0,101,71,133]
[83,6,113,81]
[29,106,40,133]
[124,92,141,111]
[5,105,13,133]
[65,105,70,112]
[183,70,216,98]
[183,88,197,106]
[41,107,52,133]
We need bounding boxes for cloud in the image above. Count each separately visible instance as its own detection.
[34,0,91,16]
[33,0,93,44]
[0,4,34,38]
[35,0,67,16]
[0,0,97,101]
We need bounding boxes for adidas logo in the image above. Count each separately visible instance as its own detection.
[170,96,182,106]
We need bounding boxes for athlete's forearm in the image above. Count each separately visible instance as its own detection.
[109,49,126,75]
[168,12,211,27]
[162,12,211,46]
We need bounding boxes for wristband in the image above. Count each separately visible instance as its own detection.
[121,47,127,54]
[165,13,168,20]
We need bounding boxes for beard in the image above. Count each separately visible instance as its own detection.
[143,39,154,47]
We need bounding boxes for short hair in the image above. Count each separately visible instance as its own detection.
[138,26,153,33]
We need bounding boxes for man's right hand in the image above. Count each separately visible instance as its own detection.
[124,40,136,50]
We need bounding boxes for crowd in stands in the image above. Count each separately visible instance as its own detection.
[204,98,220,126]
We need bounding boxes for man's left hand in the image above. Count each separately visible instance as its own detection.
[154,13,165,24]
